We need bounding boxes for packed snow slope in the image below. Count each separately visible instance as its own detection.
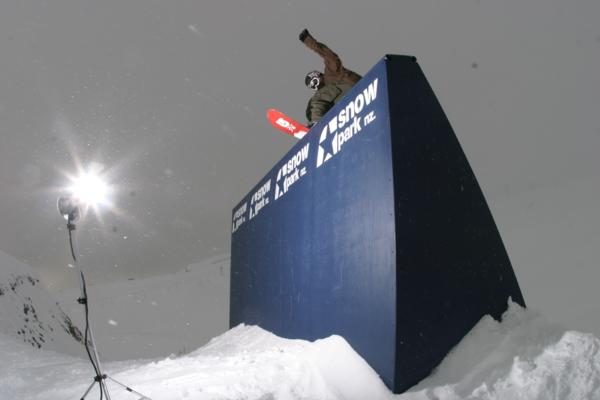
[1,302,599,400]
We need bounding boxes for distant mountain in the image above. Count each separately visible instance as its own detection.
[56,254,230,361]
[0,250,83,356]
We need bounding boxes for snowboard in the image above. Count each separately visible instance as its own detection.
[267,108,309,139]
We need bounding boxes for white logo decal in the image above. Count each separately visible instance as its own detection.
[316,78,379,168]
[276,117,295,133]
[249,180,271,220]
[232,202,248,233]
[275,143,310,200]
[276,117,308,139]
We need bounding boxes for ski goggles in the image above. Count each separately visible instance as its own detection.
[308,77,321,91]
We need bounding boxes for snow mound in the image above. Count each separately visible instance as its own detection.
[0,324,389,400]
[404,301,600,399]
[184,324,391,399]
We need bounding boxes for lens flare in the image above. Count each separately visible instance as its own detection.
[69,172,110,207]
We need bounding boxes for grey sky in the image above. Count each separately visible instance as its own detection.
[1,1,599,331]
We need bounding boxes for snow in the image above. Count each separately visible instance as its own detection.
[2,253,600,399]
[3,270,600,400]
[0,324,389,400]
[403,302,600,399]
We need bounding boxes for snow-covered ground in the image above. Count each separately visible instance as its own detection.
[1,253,599,399]
[1,300,599,400]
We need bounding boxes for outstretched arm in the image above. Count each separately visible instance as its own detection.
[299,29,342,74]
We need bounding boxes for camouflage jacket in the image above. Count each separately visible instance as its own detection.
[302,34,362,87]
[305,82,355,124]
[302,34,362,125]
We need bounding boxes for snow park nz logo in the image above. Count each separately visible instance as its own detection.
[274,143,310,201]
[316,78,379,168]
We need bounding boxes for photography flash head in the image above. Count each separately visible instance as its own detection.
[57,196,81,223]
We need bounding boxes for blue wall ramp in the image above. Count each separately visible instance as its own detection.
[230,55,525,393]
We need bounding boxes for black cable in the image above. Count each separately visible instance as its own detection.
[68,222,78,265]
[65,217,150,400]
[68,224,103,400]
[83,277,103,400]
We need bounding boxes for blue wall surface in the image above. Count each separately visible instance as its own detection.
[230,55,525,393]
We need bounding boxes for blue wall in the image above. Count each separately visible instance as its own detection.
[230,55,524,393]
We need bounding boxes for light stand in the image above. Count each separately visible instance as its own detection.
[58,196,151,400]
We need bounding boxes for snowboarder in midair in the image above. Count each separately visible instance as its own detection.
[299,29,362,128]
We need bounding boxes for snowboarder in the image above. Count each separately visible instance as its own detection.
[299,29,362,128]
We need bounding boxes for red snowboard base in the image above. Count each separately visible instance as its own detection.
[267,108,309,139]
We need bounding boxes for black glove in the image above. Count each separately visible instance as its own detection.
[299,29,310,43]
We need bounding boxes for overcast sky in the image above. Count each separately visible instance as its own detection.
[1,1,599,331]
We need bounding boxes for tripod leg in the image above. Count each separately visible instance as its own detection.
[80,379,97,400]
[68,222,149,400]
[106,375,152,399]
[100,378,113,400]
